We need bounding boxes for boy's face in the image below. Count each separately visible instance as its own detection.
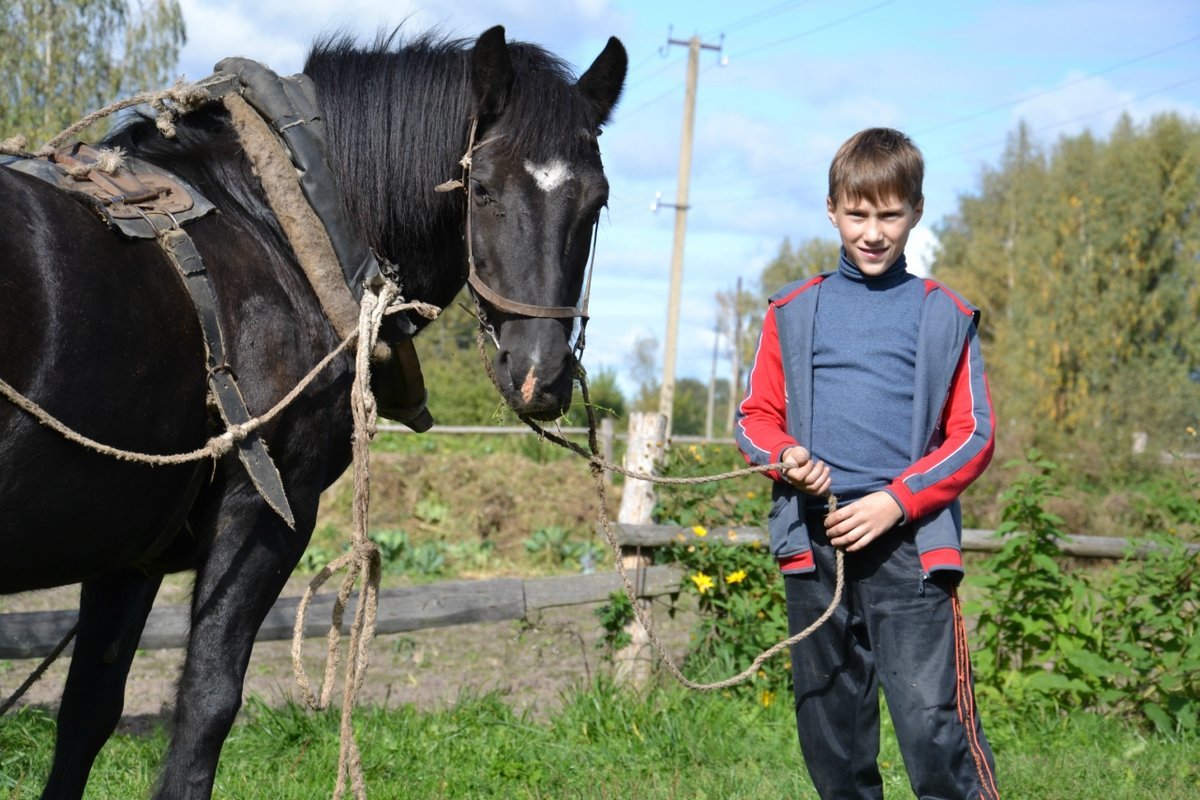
[826,192,924,276]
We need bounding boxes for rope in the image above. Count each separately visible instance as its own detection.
[0,624,78,717]
[0,293,435,734]
[471,328,847,692]
[0,77,226,159]
[289,284,420,800]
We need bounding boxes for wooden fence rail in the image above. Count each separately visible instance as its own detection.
[0,567,682,661]
[611,525,1200,560]
[3,525,1195,660]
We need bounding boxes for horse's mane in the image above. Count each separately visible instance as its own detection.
[304,30,599,262]
[101,29,600,309]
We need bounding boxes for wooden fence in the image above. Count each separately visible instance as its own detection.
[4,523,1193,660]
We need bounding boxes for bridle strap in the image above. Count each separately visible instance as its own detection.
[441,116,594,322]
[466,268,583,319]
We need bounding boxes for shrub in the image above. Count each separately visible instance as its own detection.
[967,453,1200,734]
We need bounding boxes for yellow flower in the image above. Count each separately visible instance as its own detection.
[1188,426,1197,437]
[759,689,776,708]
[691,572,715,594]
[692,525,708,537]
[746,491,757,499]
[726,569,748,584]
[726,529,737,541]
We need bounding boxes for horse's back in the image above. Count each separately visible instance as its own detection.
[0,167,210,592]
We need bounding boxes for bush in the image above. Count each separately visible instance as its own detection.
[967,453,1200,734]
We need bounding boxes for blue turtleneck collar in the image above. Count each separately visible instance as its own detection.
[837,249,909,286]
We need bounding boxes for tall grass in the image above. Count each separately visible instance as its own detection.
[3,681,1197,799]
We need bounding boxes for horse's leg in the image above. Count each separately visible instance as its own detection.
[40,570,163,800]
[153,499,309,800]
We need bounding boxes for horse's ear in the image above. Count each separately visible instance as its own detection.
[576,37,628,128]
[471,25,515,117]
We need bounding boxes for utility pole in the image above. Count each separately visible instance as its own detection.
[704,317,719,439]
[656,31,724,435]
[726,276,743,434]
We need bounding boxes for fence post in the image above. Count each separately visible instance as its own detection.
[613,411,667,688]
[600,416,615,485]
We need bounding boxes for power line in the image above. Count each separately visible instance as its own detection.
[912,33,1200,137]
[614,0,902,123]
[731,0,901,59]
[680,32,1200,196]
[676,71,1200,212]
[701,0,820,40]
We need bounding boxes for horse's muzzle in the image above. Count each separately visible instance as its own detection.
[494,318,575,420]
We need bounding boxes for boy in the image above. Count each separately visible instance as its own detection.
[734,128,999,799]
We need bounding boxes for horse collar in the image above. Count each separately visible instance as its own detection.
[213,58,417,337]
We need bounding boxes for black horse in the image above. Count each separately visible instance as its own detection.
[0,26,625,798]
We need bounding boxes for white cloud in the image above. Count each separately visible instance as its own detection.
[906,227,938,278]
[1010,71,1200,142]
[176,0,629,80]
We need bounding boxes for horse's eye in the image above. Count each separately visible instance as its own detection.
[470,179,492,206]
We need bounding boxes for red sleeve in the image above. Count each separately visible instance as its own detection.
[734,305,799,482]
[887,332,995,520]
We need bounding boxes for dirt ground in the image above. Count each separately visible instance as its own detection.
[0,575,695,734]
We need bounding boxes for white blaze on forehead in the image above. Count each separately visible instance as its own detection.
[524,159,572,193]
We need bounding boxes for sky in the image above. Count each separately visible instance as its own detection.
[172,0,1200,396]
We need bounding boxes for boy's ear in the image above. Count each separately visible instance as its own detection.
[826,196,837,225]
[913,197,925,226]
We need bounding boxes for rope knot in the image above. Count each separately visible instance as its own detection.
[1,135,28,155]
[224,422,251,442]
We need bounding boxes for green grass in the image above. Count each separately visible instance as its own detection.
[3,682,1197,799]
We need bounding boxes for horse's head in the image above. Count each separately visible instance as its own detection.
[463,27,627,420]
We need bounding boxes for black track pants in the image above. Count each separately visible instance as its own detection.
[784,515,1000,799]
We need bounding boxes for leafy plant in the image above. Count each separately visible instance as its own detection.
[524,525,572,565]
[522,526,602,571]
[1094,532,1200,734]
[414,498,449,525]
[968,452,1200,734]
[653,443,771,531]
[663,531,790,695]
[969,453,1099,710]
[297,544,334,573]
[445,539,496,572]
[594,590,634,657]
[406,541,447,576]
[369,528,410,567]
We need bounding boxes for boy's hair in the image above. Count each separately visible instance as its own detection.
[828,128,924,208]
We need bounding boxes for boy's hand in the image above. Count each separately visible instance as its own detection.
[779,446,831,497]
[825,491,903,551]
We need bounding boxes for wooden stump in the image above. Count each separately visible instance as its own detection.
[613,412,667,688]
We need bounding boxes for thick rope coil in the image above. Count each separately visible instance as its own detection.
[290,282,422,800]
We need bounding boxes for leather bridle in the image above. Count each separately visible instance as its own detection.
[435,117,599,343]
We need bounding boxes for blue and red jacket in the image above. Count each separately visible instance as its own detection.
[735,271,995,576]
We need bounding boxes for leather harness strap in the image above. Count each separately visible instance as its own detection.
[156,224,297,529]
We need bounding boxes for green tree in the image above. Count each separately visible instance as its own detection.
[572,365,626,424]
[758,236,840,294]
[730,237,839,402]
[0,0,186,146]
[935,114,1200,455]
